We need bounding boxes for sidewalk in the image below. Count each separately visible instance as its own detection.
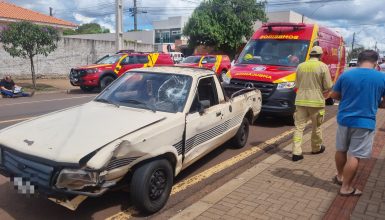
[171,109,385,220]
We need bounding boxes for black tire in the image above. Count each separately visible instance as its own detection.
[325,98,335,106]
[100,76,115,90]
[80,85,94,92]
[130,159,173,214]
[231,118,250,148]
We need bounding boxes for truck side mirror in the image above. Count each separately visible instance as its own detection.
[199,100,210,115]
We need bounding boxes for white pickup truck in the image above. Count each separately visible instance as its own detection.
[0,67,261,213]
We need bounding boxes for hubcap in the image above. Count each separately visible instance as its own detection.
[149,169,167,201]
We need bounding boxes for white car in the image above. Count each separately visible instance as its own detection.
[0,67,261,213]
[349,58,358,67]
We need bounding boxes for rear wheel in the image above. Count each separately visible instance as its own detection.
[325,98,335,106]
[130,159,173,214]
[80,85,94,92]
[100,76,115,90]
[231,118,250,148]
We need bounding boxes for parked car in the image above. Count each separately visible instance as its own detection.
[69,52,174,92]
[177,55,231,78]
[0,66,261,214]
[225,22,346,118]
[349,58,358,67]
[168,52,184,63]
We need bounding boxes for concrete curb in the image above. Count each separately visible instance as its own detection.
[170,116,337,220]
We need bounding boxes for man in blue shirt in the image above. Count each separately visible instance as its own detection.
[331,50,385,196]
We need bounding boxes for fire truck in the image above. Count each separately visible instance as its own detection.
[224,23,345,117]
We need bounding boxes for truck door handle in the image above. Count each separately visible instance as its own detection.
[216,111,221,117]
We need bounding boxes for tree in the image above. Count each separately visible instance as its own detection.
[63,23,110,35]
[183,0,267,57]
[0,21,59,89]
[348,47,365,62]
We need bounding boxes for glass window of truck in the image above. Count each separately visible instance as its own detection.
[238,40,309,67]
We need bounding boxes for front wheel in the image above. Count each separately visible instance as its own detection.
[130,159,173,214]
[231,118,250,148]
[100,76,115,90]
[219,70,227,82]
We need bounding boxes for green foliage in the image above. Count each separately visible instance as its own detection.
[348,47,365,62]
[0,21,59,58]
[63,23,110,35]
[0,21,59,89]
[183,0,267,57]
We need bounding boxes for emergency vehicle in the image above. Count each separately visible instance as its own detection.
[70,52,174,91]
[177,55,231,77]
[224,22,346,116]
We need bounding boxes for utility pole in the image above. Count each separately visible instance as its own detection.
[134,0,138,31]
[116,0,123,51]
[49,7,53,16]
[351,32,355,54]
[375,41,378,52]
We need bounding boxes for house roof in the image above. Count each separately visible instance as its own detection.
[0,1,77,28]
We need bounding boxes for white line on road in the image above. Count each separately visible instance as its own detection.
[0,117,35,124]
[0,95,95,107]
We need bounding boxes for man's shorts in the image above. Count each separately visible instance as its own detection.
[336,125,375,158]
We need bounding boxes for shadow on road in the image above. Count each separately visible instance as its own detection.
[0,181,132,220]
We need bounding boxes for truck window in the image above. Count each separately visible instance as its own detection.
[238,39,309,67]
[190,77,219,113]
[137,55,149,64]
[203,56,216,63]
[121,56,136,65]
[96,54,123,64]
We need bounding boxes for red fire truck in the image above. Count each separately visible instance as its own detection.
[224,23,345,117]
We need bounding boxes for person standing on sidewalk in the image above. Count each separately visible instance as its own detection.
[292,46,334,162]
[331,50,385,196]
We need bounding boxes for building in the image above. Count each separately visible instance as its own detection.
[254,10,314,30]
[0,1,76,32]
[153,16,189,44]
[64,30,155,45]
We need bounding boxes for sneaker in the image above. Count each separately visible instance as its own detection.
[312,145,326,154]
[292,154,304,161]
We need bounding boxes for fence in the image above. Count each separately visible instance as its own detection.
[0,37,154,78]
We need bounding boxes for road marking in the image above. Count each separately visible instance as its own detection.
[106,127,298,220]
[0,117,35,124]
[0,95,95,107]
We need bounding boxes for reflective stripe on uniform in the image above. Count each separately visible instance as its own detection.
[295,99,325,107]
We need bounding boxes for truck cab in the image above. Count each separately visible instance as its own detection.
[224,23,345,116]
[70,52,174,92]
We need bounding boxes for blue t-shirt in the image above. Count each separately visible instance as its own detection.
[333,68,385,130]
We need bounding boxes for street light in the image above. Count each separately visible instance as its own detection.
[302,4,325,22]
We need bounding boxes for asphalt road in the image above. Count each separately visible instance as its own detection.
[0,91,338,220]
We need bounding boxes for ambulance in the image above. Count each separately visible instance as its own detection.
[223,22,345,117]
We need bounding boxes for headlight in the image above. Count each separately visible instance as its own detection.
[85,68,98,74]
[277,82,295,90]
[55,169,100,190]
[222,71,231,84]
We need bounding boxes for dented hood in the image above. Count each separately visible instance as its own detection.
[0,102,165,164]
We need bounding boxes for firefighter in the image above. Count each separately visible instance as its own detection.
[292,46,334,161]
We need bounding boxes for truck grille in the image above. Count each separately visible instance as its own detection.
[70,69,87,78]
[230,79,277,99]
[3,150,54,188]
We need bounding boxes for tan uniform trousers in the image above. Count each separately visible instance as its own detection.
[292,106,325,156]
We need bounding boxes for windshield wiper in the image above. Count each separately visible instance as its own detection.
[95,98,120,108]
[119,99,156,113]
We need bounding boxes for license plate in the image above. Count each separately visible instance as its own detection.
[11,176,36,195]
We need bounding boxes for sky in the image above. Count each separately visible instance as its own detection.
[7,0,385,51]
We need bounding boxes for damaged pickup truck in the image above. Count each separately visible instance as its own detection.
[0,66,261,213]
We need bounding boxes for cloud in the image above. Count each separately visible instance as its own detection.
[7,0,385,51]
[73,13,95,24]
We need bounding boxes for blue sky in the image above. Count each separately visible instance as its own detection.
[8,0,385,51]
